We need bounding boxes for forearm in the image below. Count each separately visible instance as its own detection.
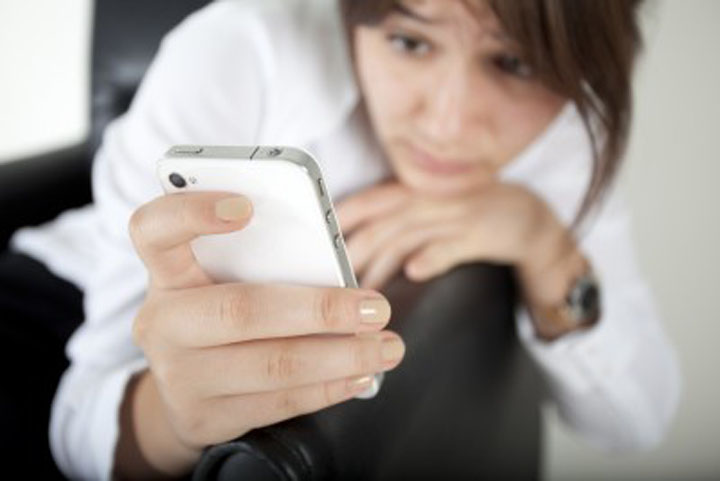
[515,285,681,451]
[514,191,681,449]
[114,370,201,480]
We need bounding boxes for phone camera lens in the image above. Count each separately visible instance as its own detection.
[169,173,187,188]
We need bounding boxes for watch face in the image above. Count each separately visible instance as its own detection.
[568,274,601,324]
[580,282,599,311]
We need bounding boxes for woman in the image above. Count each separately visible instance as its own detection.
[7,0,680,479]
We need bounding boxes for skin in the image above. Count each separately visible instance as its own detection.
[115,0,593,478]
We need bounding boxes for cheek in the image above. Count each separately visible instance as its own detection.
[354,29,419,139]
[490,89,565,159]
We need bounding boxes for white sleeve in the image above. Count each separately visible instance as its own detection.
[516,186,682,451]
[49,4,269,479]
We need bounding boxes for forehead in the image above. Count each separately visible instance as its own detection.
[391,0,505,39]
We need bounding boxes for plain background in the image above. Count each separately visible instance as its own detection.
[1,1,718,479]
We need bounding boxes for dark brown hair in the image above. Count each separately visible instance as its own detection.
[341,0,644,228]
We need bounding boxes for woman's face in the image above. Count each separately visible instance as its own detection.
[353,0,566,197]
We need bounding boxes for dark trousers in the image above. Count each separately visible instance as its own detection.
[0,249,83,480]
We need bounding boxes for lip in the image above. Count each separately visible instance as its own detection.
[406,143,475,175]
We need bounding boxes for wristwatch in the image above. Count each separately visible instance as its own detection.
[535,263,602,339]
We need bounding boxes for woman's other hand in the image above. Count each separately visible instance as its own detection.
[336,181,587,337]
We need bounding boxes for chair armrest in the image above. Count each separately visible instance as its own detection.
[0,143,92,250]
[193,263,542,481]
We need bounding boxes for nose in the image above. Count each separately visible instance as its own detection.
[417,62,479,143]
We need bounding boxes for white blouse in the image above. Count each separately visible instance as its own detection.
[10,0,681,479]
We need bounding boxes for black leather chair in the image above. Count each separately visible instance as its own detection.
[193,263,543,481]
[0,2,543,479]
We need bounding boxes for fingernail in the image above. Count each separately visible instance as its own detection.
[349,375,373,391]
[381,335,405,364]
[359,297,391,324]
[215,197,252,222]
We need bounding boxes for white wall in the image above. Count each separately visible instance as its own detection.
[0,0,91,161]
[544,1,720,479]
[1,1,719,479]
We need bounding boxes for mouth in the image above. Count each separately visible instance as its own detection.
[405,142,475,176]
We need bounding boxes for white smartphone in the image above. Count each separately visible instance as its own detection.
[157,145,383,399]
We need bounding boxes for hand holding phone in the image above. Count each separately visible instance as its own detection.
[157,145,390,397]
[124,189,405,476]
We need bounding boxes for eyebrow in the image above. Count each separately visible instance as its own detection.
[389,2,511,45]
[390,3,442,25]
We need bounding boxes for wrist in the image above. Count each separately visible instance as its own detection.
[519,212,577,303]
[114,370,201,480]
[518,216,598,341]
[524,252,599,341]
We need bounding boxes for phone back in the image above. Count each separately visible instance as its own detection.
[157,146,357,288]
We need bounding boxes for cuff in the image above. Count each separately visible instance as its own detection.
[515,303,635,396]
[97,357,150,481]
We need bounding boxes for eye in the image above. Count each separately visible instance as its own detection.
[387,33,432,57]
[493,53,533,78]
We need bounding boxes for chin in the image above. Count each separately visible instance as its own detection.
[384,141,496,197]
[395,163,491,198]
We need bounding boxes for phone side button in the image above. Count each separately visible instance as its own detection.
[171,146,203,155]
[325,209,333,225]
[317,178,326,197]
[334,234,342,249]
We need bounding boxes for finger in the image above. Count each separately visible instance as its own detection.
[179,330,405,396]
[345,212,415,277]
[345,196,468,276]
[129,192,253,290]
[145,283,392,347]
[190,373,382,446]
[405,235,477,282]
[360,223,459,290]
[335,182,410,234]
